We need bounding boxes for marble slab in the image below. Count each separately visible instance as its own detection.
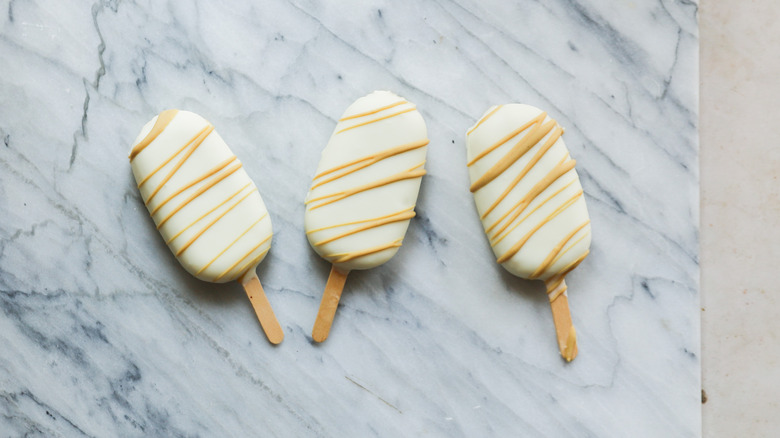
[0,0,699,436]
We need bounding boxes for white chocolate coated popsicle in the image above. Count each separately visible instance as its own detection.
[130,110,273,282]
[466,104,591,361]
[129,110,282,343]
[305,90,429,341]
[305,91,429,271]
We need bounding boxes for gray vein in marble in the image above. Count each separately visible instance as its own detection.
[285,0,474,120]
[69,3,108,170]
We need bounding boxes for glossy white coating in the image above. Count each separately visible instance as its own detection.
[304,91,429,271]
[466,104,591,281]
[130,110,272,283]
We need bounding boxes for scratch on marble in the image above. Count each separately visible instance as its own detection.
[345,376,402,414]
[19,22,58,30]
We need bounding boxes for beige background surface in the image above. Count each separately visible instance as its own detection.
[701,1,780,436]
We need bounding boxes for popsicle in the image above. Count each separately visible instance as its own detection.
[466,104,591,361]
[305,91,429,342]
[129,110,283,344]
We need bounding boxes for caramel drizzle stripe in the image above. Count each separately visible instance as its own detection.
[335,107,416,135]
[175,187,256,257]
[546,277,568,301]
[550,231,590,269]
[234,247,272,281]
[545,251,590,302]
[487,154,573,238]
[470,118,557,193]
[154,161,243,226]
[214,235,272,282]
[306,207,415,234]
[495,190,583,264]
[328,239,403,264]
[145,125,214,205]
[495,189,582,252]
[151,156,238,217]
[312,140,429,188]
[307,162,426,211]
[492,179,577,246]
[470,119,556,193]
[529,220,591,279]
[313,210,416,246]
[339,100,407,122]
[481,125,563,219]
[557,250,590,280]
[165,182,252,244]
[467,112,546,167]
[466,105,503,136]
[196,215,265,276]
[308,101,426,265]
[137,127,208,188]
[487,159,577,239]
[129,109,179,160]
[492,187,582,248]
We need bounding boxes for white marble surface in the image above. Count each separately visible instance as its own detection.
[0,1,699,436]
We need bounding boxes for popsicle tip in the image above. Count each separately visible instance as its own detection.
[562,325,578,362]
[268,330,284,345]
[311,329,328,343]
[241,275,284,345]
[311,265,350,344]
[547,278,579,362]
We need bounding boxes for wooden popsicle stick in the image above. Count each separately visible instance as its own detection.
[545,277,578,362]
[240,271,284,345]
[312,265,350,343]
